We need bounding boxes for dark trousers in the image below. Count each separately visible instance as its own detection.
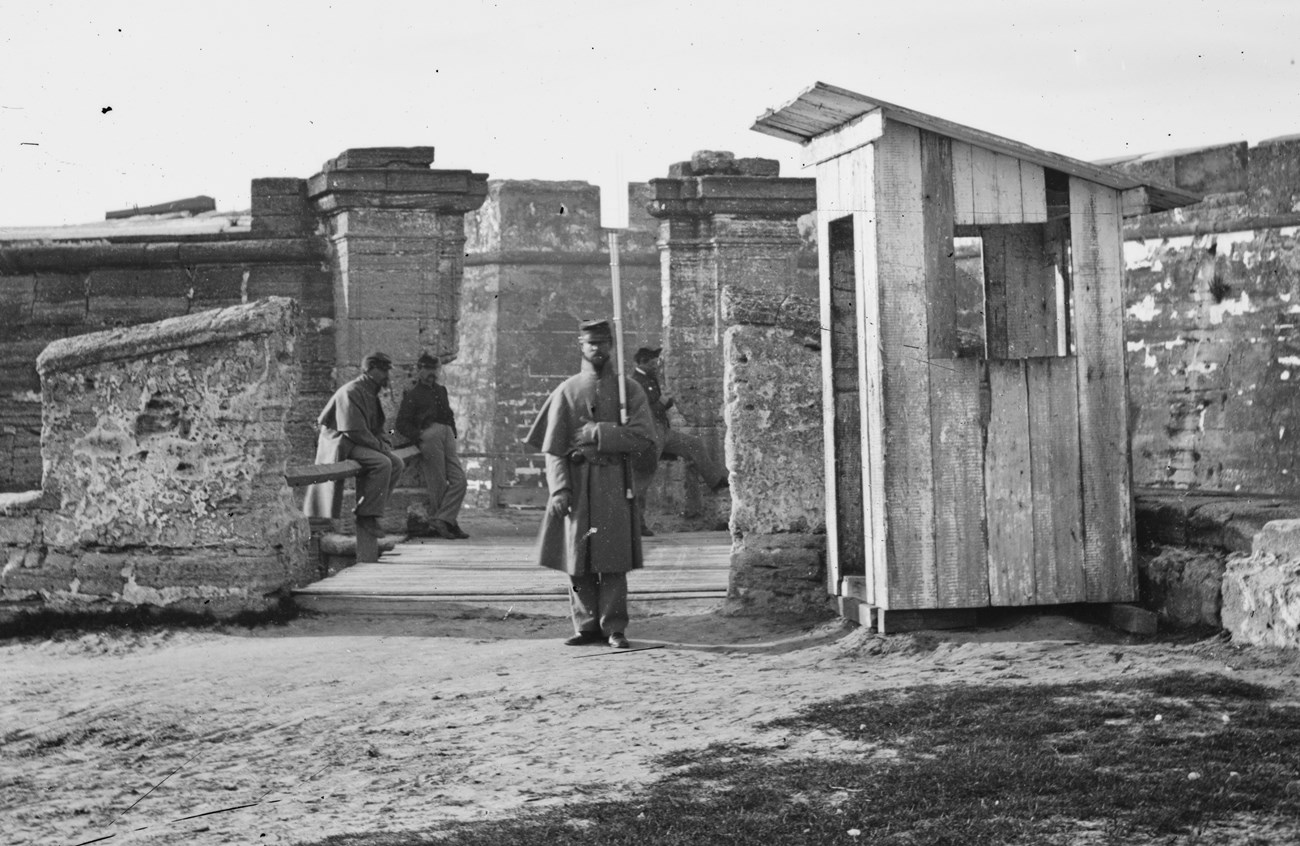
[343,442,404,518]
[569,572,629,635]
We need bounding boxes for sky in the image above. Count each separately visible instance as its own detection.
[0,0,1296,228]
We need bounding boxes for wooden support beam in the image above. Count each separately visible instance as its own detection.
[877,607,978,635]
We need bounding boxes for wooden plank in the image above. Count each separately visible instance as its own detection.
[1026,357,1086,604]
[1003,225,1057,358]
[951,141,976,226]
[874,120,936,610]
[821,170,867,593]
[817,160,840,596]
[980,225,1058,359]
[985,360,1035,606]
[1020,162,1048,223]
[981,226,1009,358]
[921,131,957,357]
[836,595,875,628]
[840,576,870,602]
[852,144,885,606]
[285,445,420,488]
[929,358,989,606]
[994,152,1024,223]
[1069,177,1136,602]
[802,109,884,168]
[971,146,999,225]
[878,607,978,634]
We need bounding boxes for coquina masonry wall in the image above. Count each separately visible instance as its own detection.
[1113,136,1300,495]
[0,179,331,492]
[0,298,309,616]
[455,180,662,510]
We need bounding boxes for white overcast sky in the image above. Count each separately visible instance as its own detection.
[1,0,1295,227]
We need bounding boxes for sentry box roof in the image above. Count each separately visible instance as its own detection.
[752,81,1200,215]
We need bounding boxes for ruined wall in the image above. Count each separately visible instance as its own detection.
[453,180,661,508]
[649,152,818,530]
[723,289,829,616]
[0,179,331,492]
[1114,137,1300,495]
[0,298,309,616]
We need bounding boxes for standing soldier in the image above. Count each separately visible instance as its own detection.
[525,320,657,649]
[397,353,468,540]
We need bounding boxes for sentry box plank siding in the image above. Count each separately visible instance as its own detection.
[754,82,1200,627]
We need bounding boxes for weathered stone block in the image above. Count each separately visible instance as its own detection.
[326,147,436,171]
[1248,135,1300,216]
[1139,545,1226,628]
[1221,550,1300,648]
[728,531,831,616]
[0,514,38,545]
[724,324,824,536]
[7,298,311,615]
[1253,518,1300,556]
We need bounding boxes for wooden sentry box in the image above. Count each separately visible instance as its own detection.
[753,83,1200,631]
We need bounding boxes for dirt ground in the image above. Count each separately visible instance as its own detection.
[5,600,1300,846]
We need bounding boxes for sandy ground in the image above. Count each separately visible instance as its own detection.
[4,601,1300,846]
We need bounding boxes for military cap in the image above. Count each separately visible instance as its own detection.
[416,353,440,369]
[633,346,662,363]
[362,352,392,370]
[578,319,613,340]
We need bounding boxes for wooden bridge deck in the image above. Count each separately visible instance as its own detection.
[293,530,733,614]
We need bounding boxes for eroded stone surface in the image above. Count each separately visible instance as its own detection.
[1,298,310,617]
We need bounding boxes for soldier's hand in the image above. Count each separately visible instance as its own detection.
[576,421,600,445]
[548,490,573,518]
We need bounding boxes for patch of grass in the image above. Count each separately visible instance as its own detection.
[300,672,1300,846]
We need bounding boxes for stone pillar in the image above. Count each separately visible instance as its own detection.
[308,148,488,379]
[647,151,816,521]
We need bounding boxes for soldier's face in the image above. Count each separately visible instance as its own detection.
[581,337,612,370]
[418,364,439,386]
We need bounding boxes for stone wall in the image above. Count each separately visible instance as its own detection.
[452,180,662,510]
[0,298,309,617]
[1113,137,1300,495]
[1221,518,1300,648]
[649,151,818,532]
[0,179,332,492]
[723,289,830,616]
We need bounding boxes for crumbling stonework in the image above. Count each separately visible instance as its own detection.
[0,298,309,617]
[1221,518,1300,648]
[723,291,830,616]
[0,179,333,493]
[1138,545,1228,629]
[1115,138,1300,495]
[649,151,817,533]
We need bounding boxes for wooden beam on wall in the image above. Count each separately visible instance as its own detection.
[920,129,988,608]
[1026,356,1086,603]
[1069,177,1137,602]
[816,161,845,597]
[875,120,937,610]
[851,145,887,605]
[986,359,1035,605]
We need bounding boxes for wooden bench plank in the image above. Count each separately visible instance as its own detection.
[284,445,420,488]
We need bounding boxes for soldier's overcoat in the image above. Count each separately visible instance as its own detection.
[524,362,656,575]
